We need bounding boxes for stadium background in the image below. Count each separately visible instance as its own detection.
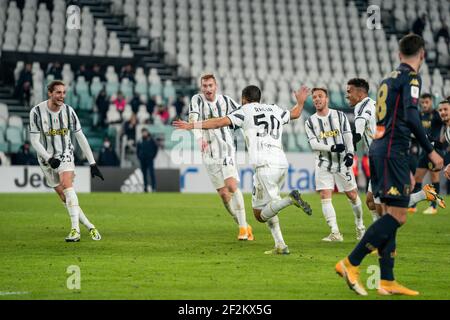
[0,0,449,193]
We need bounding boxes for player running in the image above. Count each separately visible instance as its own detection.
[29,80,104,242]
[175,85,312,255]
[188,74,253,241]
[305,87,365,242]
[336,34,446,296]
[409,93,447,214]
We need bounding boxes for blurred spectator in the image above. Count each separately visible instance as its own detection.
[155,105,170,124]
[91,64,106,82]
[146,95,157,115]
[16,63,33,107]
[173,96,186,119]
[96,89,109,128]
[412,14,426,37]
[130,92,143,114]
[12,141,38,165]
[75,64,93,82]
[120,64,135,83]
[112,91,126,116]
[435,23,450,45]
[137,128,158,192]
[46,61,63,79]
[123,113,137,145]
[97,137,120,166]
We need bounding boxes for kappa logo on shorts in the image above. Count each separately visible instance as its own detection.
[387,186,401,196]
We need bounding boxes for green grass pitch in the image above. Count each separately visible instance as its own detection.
[0,192,449,300]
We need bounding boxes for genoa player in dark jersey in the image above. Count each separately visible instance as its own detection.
[409,93,447,214]
[335,34,446,296]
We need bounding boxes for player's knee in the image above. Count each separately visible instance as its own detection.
[218,188,230,202]
[346,190,358,202]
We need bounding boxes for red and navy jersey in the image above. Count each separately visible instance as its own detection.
[421,109,444,142]
[370,63,433,158]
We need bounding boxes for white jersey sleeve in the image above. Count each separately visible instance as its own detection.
[354,97,376,150]
[227,108,245,129]
[68,106,82,133]
[223,95,240,114]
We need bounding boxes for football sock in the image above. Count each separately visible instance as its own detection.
[348,213,400,266]
[224,200,239,224]
[409,183,422,208]
[266,216,286,248]
[321,198,339,234]
[431,182,440,209]
[370,210,380,222]
[349,195,364,229]
[260,197,292,221]
[230,189,247,228]
[63,187,80,232]
[378,229,397,281]
[408,189,426,207]
[62,202,94,230]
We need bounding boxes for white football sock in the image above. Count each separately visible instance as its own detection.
[62,202,95,230]
[370,210,380,222]
[266,216,286,248]
[321,198,339,234]
[224,201,239,224]
[260,197,293,222]
[349,196,365,229]
[230,189,247,228]
[409,190,426,207]
[63,187,80,232]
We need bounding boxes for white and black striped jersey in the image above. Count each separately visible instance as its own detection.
[29,100,80,162]
[444,125,450,144]
[354,97,376,151]
[227,103,290,168]
[189,93,240,161]
[305,108,353,173]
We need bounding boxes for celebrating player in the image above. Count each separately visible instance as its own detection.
[305,87,365,242]
[336,34,446,296]
[188,74,253,241]
[29,80,104,242]
[175,85,312,255]
[408,93,446,214]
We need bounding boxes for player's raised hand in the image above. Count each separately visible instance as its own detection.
[173,120,193,130]
[294,86,310,105]
[90,164,104,180]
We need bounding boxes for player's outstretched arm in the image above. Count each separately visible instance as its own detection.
[173,117,232,130]
[74,130,104,180]
[290,86,310,120]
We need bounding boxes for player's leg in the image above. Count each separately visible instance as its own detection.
[367,180,383,222]
[423,170,441,214]
[140,160,149,192]
[338,168,365,240]
[316,167,342,241]
[223,176,252,240]
[54,184,96,231]
[409,165,427,212]
[251,167,289,254]
[60,169,101,241]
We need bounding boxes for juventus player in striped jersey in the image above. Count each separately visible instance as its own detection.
[188,74,253,241]
[438,100,450,180]
[175,85,312,255]
[29,80,104,242]
[305,87,366,242]
[346,78,380,222]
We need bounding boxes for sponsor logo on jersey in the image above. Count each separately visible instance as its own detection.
[410,78,420,86]
[319,129,340,139]
[421,120,431,128]
[411,86,420,99]
[387,186,401,196]
[46,128,69,136]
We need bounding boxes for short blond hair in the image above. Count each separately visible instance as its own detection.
[200,74,216,84]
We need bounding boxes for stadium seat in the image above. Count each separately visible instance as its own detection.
[8,116,23,130]
[6,126,23,153]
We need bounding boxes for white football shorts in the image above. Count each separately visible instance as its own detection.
[315,165,357,192]
[252,166,287,210]
[204,156,240,190]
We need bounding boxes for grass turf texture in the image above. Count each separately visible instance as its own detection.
[0,192,449,300]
